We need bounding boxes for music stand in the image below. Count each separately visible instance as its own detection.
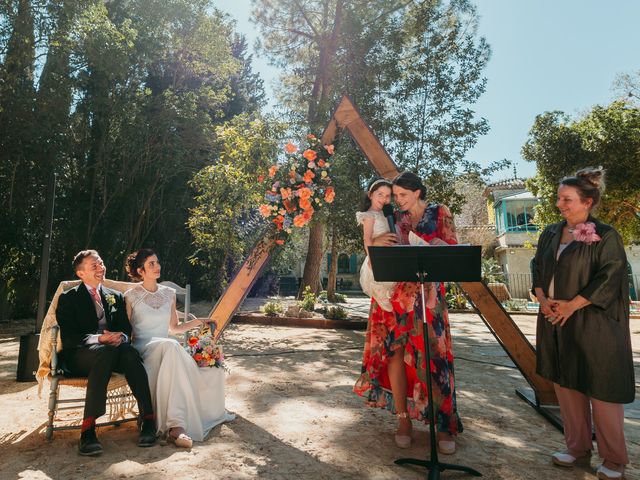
[368,245,482,479]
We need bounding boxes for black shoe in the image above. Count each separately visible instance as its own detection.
[78,429,103,456]
[138,419,156,447]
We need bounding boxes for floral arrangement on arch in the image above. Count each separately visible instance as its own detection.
[185,323,227,370]
[258,134,335,245]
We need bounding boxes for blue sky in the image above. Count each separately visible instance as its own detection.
[216,0,640,180]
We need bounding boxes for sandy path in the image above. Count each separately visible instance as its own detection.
[0,313,638,479]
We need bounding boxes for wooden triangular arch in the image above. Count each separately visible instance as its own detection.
[209,94,557,409]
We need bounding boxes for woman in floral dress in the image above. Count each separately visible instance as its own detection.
[354,172,462,454]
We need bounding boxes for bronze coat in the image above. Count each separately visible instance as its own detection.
[531,217,635,403]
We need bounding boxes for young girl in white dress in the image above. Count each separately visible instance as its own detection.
[356,179,396,311]
[124,249,234,448]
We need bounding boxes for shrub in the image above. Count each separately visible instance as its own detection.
[262,301,284,316]
[317,290,347,303]
[298,285,316,312]
[325,305,348,320]
[445,283,469,310]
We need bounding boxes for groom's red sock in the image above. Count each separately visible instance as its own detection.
[81,417,96,433]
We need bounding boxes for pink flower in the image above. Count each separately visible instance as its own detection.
[572,222,601,244]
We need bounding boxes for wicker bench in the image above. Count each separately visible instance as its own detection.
[38,278,193,440]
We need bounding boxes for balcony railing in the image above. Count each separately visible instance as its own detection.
[491,273,640,302]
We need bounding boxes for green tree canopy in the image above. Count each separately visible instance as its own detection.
[523,101,640,243]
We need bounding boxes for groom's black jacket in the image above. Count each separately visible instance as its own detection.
[56,284,131,357]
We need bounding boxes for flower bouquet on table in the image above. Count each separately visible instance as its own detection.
[185,322,228,371]
[257,134,335,246]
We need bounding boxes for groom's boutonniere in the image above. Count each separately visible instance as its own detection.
[105,294,116,307]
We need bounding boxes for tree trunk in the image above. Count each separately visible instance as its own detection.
[326,225,339,301]
[298,222,324,297]
[298,1,343,298]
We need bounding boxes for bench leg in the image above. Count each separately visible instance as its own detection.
[46,377,59,441]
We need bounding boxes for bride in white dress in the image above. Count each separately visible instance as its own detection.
[124,249,234,448]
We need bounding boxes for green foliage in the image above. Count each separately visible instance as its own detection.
[262,300,284,316]
[298,285,316,312]
[188,115,286,297]
[522,102,640,242]
[318,290,346,303]
[481,258,505,283]
[0,0,266,317]
[502,299,525,312]
[324,305,348,320]
[445,283,469,310]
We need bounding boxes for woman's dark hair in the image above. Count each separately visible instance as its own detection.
[125,249,156,281]
[360,178,393,211]
[560,167,605,211]
[392,171,427,200]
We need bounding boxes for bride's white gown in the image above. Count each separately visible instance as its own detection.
[125,284,234,441]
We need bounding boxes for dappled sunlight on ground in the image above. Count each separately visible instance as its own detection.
[1,307,638,479]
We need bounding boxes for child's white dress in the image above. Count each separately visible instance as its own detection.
[356,210,395,311]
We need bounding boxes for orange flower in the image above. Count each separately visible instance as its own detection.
[324,186,335,203]
[268,165,278,178]
[317,159,326,167]
[303,206,314,219]
[324,144,335,155]
[188,337,199,346]
[194,353,203,362]
[307,134,316,140]
[293,214,307,227]
[275,239,285,245]
[299,197,312,210]
[303,169,315,183]
[283,199,296,213]
[259,204,272,217]
[298,187,312,199]
[280,187,292,200]
[257,174,264,182]
[302,149,317,161]
[273,215,285,230]
[284,142,298,154]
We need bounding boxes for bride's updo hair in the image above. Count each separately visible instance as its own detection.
[560,166,605,211]
[125,249,157,281]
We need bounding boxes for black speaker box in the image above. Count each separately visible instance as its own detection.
[16,333,40,382]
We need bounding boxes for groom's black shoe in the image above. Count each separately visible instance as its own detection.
[138,419,157,447]
[78,428,103,456]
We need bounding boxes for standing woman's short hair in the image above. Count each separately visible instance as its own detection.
[392,172,427,200]
[560,167,605,211]
[361,178,393,211]
[125,249,157,281]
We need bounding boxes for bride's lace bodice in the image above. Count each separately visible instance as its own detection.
[356,210,389,237]
[125,285,175,352]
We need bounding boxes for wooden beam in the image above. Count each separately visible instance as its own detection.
[209,93,558,406]
[210,240,273,341]
[460,282,557,405]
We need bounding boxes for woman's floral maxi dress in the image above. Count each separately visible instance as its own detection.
[353,203,463,435]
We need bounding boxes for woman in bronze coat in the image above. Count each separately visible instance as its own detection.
[532,167,634,479]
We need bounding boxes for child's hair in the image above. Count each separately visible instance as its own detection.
[360,178,393,211]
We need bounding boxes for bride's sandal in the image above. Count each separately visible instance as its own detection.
[167,428,193,449]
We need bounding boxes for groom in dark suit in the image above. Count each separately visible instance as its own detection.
[56,250,156,455]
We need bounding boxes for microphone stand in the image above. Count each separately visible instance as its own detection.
[394,272,482,479]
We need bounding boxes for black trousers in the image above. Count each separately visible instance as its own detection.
[64,343,154,420]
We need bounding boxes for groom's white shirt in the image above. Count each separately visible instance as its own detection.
[83,283,129,345]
